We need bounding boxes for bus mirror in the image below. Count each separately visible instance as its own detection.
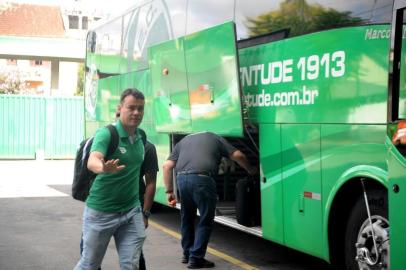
[87,31,96,53]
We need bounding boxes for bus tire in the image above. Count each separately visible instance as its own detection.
[344,189,389,270]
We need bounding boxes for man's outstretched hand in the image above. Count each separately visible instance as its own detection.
[102,159,125,173]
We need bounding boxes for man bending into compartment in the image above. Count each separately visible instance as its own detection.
[163,132,257,269]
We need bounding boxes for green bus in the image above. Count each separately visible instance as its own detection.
[83,0,406,269]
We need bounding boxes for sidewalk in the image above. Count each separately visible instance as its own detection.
[0,160,73,198]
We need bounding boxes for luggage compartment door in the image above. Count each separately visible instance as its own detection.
[184,22,243,137]
[149,37,192,133]
[149,22,244,137]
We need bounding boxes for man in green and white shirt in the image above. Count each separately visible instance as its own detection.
[74,88,146,270]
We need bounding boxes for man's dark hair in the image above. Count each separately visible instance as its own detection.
[120,88,144,104]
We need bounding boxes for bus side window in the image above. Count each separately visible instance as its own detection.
[392,9,406,156]
[87,31,96,53]
[185,0,234,35]
[235,0,393,40]
[398,9,406,119]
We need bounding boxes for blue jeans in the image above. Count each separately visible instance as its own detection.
[74,206,146,270]
[177,174,217,263]
[80,237,146,270]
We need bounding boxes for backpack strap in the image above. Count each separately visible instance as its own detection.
[106,124,119,158]
[138,128,147,146]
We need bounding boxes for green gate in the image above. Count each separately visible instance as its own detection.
[0,95,84,159]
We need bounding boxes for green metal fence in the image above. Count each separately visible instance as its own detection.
[0,95,84,159]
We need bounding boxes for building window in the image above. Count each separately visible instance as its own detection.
[82,16,88,30]
[69,15,79,29]
[7,59,17,65]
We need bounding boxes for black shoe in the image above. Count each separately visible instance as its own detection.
[182,255,189,264]
[187,258,215,269]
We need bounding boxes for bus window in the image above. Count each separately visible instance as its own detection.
[123,1,175,72]
[235,0,393,40]
[119,12,132,73]
[164,0,187,38]
[86,31,96,53]
[398,10,406,119]
[367,0,396,23]
[98,17,122,76]
[186,0,234,35]
[122,7,141,72]
[391,9,406,153]
[235,0,283,40]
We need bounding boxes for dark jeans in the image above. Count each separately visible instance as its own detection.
[80,234,146,270]
[177,174,217,263]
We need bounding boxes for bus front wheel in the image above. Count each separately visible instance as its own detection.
[344,189,389,270]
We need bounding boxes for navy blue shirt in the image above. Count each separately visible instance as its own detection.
[168,132,236,177]
[139,141,158,204]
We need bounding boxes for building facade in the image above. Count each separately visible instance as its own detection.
[0,1,105,96]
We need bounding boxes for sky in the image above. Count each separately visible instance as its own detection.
[5,0,136,17]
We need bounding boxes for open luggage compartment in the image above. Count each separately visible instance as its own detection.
[171,128,262,235]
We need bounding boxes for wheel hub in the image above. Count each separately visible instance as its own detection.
[355,215,390,270]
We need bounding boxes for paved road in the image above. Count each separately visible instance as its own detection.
[0,160,333,270]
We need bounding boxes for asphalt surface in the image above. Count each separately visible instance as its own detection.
[0,160,333,270]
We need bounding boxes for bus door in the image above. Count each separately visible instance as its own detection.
[387,1,406,269]
[149,22,244,137]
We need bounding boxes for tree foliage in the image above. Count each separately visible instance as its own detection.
[0,70,28,94]
[76,63,85,96]
[246,0,364,38]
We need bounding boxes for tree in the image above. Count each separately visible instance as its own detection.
[0,70,28,94]
[75,63,85,96]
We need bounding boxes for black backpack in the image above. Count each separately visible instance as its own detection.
[72,125,147,202]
